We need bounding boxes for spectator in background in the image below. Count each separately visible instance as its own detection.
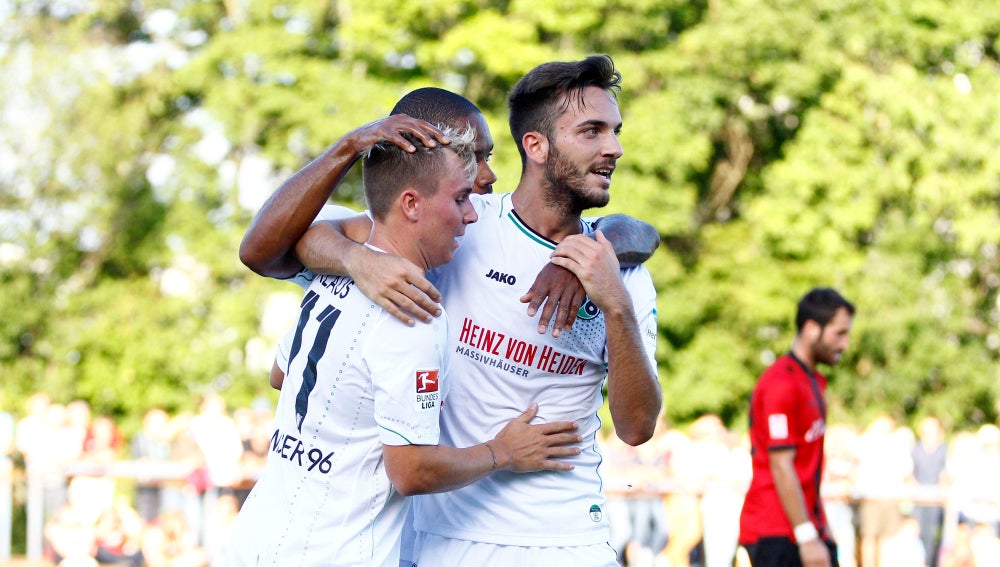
[131,407,173,523]
[693,414,751,567]
[65,400,92,457]
[968,521,1000,566]
[188,393,244,496]
[82,415,125,464]
[141,509,209,567]
[0,393,13,458]
[935,518,1000,567]
[910,416,949,567]
[822,422,860,567]
[0,391,14,559]
[626,418,671,566]
[234,402,271,506]
[163,411,206,544]
[855,413,912,567]
[206,492,241,566]
[949,425,1000,540]
[44,475,115,567]
[878,516,926,567]
[23,401,83,525]
[15,393,51,451]
[188,395,242,561]
[14,394,52,468]
[93,497,146,567]
[662,424,701,567]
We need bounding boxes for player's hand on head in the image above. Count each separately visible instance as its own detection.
[350,115,450,156]
[548,231,628,313]
[350,248,442,326]
[492,404,581,473]
[519,263,586,338]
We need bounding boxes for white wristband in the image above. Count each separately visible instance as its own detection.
[794,521,819,543]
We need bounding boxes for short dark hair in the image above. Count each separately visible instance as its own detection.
[362,125,477,221]
[507,54,622,165]
[796,287,855,333]
[391,87,482,127]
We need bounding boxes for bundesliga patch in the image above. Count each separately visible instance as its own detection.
[768,413,789,440]
[415,370,440,411]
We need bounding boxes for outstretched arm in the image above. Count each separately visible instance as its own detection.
[239,115,451,279]
[521,214,661,337]
[548,231,661,446]
[383,405,581,496]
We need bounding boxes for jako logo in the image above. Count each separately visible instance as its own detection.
[485,269,516,285]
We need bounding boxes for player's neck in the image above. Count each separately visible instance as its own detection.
[789,340,816,371]
[367,225,428,274]
[511,186,583,243]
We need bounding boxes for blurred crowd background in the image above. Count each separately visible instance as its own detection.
[2,393,998,567]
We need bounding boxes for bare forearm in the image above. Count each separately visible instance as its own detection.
[771,453,811,528]
[605,307,661,446]
[295,222,367,277]
[299,216,443,325]
[240,141,363,279]
[385,443,503,496]
[385,406,580,496]
[593,214,660,267]
[240,115,450,279]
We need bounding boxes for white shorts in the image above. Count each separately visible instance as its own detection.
[412,532,620,567]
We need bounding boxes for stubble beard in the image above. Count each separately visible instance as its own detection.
[542,143,611,216]
[812,337,841,367]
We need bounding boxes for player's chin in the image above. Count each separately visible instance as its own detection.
[586,186,611,207]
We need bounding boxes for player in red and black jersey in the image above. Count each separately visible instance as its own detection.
[739,287,855,567]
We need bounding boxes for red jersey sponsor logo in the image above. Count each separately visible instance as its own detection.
[457,317,587,376]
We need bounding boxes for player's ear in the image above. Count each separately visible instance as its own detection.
[399,188,421,221]
[801,319,822,342]
[522,131,548,165]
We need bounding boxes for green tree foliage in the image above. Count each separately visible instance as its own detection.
[1,0,997,434]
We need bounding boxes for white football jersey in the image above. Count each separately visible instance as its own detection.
[413,193,658,547]
[229,272,450,567]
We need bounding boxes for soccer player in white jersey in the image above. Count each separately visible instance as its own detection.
[279,56,662,567]
[226,125,583,567]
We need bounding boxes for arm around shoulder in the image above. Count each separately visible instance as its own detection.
[297,217,444,325]
[239,115,453,279]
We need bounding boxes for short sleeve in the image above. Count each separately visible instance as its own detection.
[756,365,805,449]
[365,314,450,447]
[274,326,295,374]
[607,266,658,370]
